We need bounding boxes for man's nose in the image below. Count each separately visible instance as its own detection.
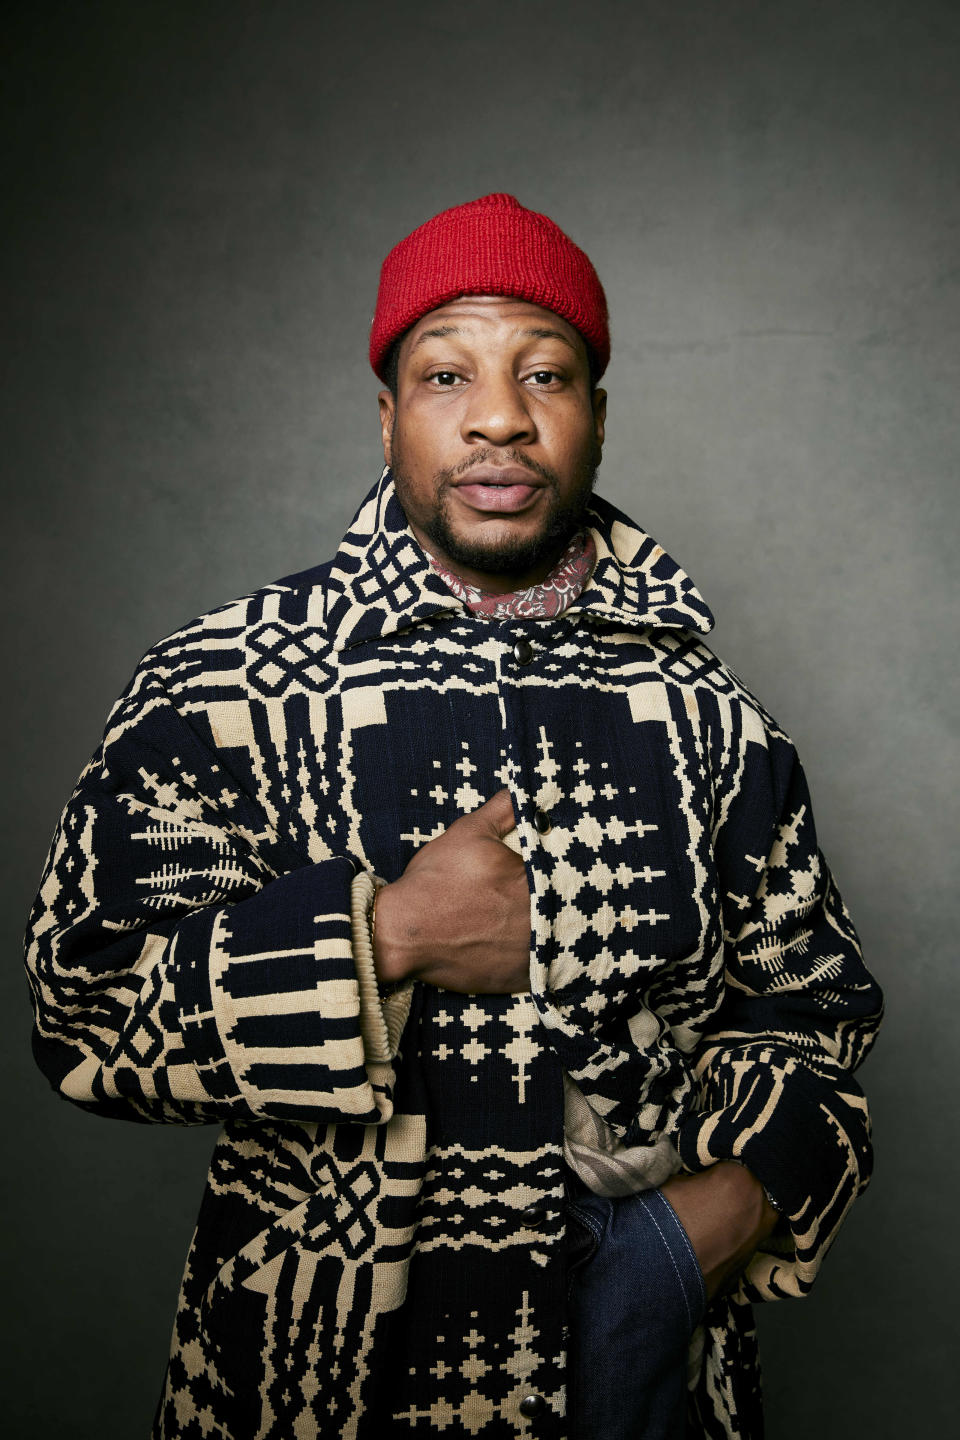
[460,373,536,447]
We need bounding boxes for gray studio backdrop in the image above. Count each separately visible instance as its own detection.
[3,1,957,1435]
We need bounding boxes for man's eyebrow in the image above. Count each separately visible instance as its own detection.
[410,325,461,352]
[519,327,578,351]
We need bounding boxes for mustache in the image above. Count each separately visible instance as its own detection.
[438,448,559,489]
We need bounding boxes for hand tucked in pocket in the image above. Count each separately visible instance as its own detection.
[660,1161,779,1302]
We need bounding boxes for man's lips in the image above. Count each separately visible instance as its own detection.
[449,466,545,514]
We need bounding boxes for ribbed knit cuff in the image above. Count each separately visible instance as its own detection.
[350,871,413,1064]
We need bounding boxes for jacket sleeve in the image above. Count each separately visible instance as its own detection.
[675,709,883,1301]
[24,664,409,1128]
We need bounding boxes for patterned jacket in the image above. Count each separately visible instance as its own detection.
[25,471,883,1439]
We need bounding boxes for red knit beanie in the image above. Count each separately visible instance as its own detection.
[369,193,609,380]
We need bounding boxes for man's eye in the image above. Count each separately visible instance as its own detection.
[428,371,460,386]
[529,369,560,385]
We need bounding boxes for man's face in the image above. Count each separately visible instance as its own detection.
[378,296,606,593]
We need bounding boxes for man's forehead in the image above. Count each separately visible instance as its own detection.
[402,296,583,352]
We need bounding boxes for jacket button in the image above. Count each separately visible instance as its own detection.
[521,1201,548,1227]
[519,1394,545,1417]
[534,808,552,835]
[513,637,534,665]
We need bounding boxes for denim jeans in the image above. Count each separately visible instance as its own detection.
[566,1182,707,1439]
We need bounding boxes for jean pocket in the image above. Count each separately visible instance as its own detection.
[648,1187,708,1334]
[564,1193,611,1300]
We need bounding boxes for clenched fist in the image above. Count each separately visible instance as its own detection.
[373,789,532,993]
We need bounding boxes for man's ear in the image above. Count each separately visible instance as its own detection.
[378,390,395,466]
[592,388,607,450]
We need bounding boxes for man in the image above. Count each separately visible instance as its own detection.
[26,193,882,1439]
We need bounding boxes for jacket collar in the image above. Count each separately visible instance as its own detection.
[324,469,714,651]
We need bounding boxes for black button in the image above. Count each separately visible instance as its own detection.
[519,1395,545,1417]
[520,1201,549,1228]
[534,808,552,835]
[513,637,534,665]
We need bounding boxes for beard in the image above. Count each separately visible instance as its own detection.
[391,439,601,582]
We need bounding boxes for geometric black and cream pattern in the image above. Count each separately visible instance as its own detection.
[25,470,883,1438]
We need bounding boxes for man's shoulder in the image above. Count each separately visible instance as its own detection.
[116,559,340,718]
[630,625,786,749]
[136,474,408,680]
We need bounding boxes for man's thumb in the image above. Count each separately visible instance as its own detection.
[472,787,518,839]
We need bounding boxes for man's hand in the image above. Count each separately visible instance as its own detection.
[373,789,531,994]
[660,1162,779,1301]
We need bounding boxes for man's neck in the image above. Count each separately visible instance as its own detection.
[428,531,596,621]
